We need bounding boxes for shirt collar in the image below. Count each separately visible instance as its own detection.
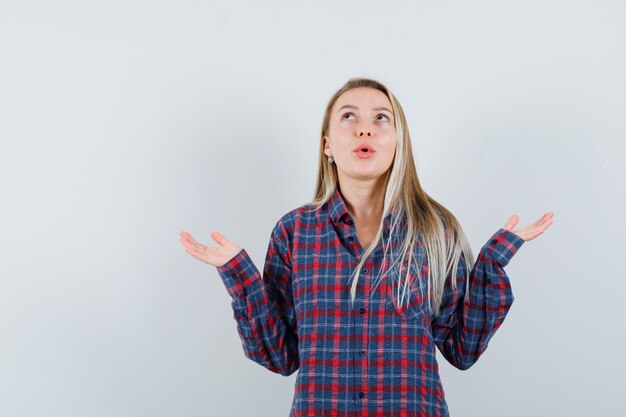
[326,187,400,229]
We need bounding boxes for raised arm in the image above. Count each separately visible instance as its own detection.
[431,228,524,370]
[430,210,553,370]
[215,220,299,376]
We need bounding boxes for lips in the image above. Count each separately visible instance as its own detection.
[353,142,376,153]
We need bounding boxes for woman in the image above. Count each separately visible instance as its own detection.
[179,77,553,416]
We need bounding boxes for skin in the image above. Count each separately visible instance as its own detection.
[179,86,554,267]
[322,87,397,249]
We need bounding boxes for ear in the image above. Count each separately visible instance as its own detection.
[323,136,331,156]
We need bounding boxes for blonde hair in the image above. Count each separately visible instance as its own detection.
[304,77,475,317]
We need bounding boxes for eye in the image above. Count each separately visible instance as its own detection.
[376,114,390,121]
[341,112,355,120]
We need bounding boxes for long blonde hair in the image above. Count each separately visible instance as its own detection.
[304,77,475,317]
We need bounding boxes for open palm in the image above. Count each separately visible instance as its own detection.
[502,211,554,241]
[179,230,242,267]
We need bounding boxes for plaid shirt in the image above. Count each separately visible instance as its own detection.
[216,187,524,417]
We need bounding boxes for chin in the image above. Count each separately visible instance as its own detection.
[348,170,386,181]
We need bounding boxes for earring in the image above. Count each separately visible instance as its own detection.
[327,156,334,164]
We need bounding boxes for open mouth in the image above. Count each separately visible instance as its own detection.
[354,142,376,154]
[354,147,375,158]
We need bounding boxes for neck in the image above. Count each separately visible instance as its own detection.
[337,173,388,221]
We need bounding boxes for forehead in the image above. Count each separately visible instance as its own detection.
[334,87,392,111]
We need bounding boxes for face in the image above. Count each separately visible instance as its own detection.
[324,87,397,182]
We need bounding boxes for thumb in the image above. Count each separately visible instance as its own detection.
[211,230,229,247]
[502,215,519,231]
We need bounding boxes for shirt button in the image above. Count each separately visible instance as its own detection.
[359,308,365,314]
[362,268,368,275]
[491,239,498,245]
[359,350,366,357]
[349,236,354,241]
[347,219,353,225]
[358,392,365,398]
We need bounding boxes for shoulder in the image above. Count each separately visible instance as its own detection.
[274,202,324,230]
[270,201,324,245]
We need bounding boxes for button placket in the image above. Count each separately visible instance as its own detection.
[342,214,354,241]
[359,262,370,396]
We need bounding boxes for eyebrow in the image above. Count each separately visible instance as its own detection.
[336,104,394,116]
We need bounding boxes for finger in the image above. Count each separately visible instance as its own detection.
[535,212,552,225]
[530,228,546,239]
[179,232,199,247]
[184,245,206,262]
[180,231,197,242]
[541,211,554,221]
[211,230,229,247]
[180,231,198,245]
[528,212,553,229]
[540,217,554,231]
[537,213,554,228]
[187,238,212,255]
[503,214,519,231]
[185,245,215,264]
[524,221,552,240]
[179,234,209,255]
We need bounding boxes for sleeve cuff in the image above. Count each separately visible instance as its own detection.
[216,248,258,298]
[483,228,525,267]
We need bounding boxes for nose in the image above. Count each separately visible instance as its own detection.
[357,126,372,137]
[356,120,373,137]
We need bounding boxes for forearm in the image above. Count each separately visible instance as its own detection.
[217,248,299,376]
[433,228,523,370]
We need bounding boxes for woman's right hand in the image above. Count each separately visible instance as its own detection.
[179,230,243,267]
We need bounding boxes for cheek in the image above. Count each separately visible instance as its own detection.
[382,137,397,157]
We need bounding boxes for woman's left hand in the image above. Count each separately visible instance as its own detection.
[502,212,554,242]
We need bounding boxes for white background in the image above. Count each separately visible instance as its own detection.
[1,0,624,416]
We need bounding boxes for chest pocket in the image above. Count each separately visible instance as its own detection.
[384,267,430,322]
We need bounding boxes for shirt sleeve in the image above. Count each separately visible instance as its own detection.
[215,220,299,376]
[430,228,524,370]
